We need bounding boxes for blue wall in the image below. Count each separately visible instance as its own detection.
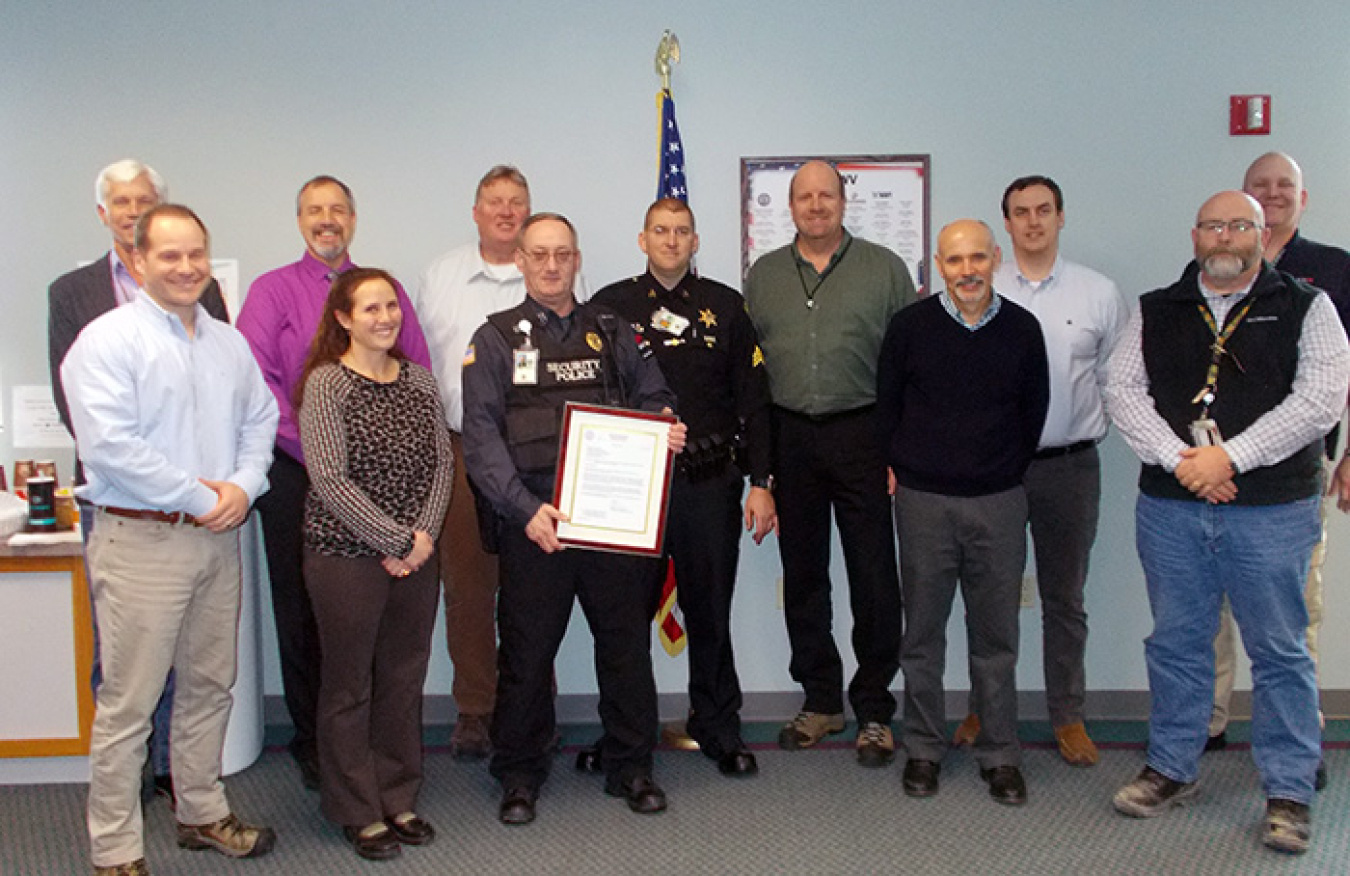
[5,1,1349,708]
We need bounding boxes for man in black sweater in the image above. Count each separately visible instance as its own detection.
[877,219,1049,806]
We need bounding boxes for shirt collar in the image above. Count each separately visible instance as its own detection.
[132,288,208,339]
[939,288,1003,331]
[643,269,690,301]
[108,249,140,306]
[1011,254,1064,289]
[300,249,353,283]
[791,229,854,273]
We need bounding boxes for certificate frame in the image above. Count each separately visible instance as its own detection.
[552,402,676,556]
[740,154,932,295]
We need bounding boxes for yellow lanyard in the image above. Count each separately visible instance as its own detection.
[1191,298,1255,414]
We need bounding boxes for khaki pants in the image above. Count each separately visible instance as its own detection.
[86,511,241,867]
[439,431,500,718]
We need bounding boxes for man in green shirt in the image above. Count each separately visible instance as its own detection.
[744,160,917,767]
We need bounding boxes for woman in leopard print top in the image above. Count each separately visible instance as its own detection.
[297,267,453,861]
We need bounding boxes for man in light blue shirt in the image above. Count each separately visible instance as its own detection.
[63,204,279,875]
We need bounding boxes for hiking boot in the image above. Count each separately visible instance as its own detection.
[777,712,845,750]
[1112,766,1197,818]
[855,722,895,768]
[176,813,276,858]
[1263,798,1310,854]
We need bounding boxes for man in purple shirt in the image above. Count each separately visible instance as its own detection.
[236,175,431,788]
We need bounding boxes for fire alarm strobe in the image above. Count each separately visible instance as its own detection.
[1230,95,1271,136]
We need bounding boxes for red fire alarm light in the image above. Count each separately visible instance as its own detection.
[1230,95,1271,135]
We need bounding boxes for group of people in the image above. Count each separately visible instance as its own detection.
[45,149,1350,874]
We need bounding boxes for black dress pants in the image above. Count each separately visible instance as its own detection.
[771,406,902,724]
[490,526,661,791]
[255,448,321,758]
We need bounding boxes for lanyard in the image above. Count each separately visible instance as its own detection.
[795,236,852,309]
[1190,297,1254,414]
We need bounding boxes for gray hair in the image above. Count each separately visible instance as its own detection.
[96,159,167,209]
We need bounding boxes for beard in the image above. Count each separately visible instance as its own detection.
[1201,249,1255,282]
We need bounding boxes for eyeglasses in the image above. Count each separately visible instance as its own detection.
[521,248,577,267]
[1195,219,1262,235]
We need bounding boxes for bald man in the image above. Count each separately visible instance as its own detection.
[1206,154,1350,767]
[1107,191,1350,854]
[877,220,1048,806]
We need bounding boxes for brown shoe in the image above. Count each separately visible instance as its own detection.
[1054,722,1099,767]
[952,713,980,746]
[777,712,845,750]
[450,713,492,760]
[176,813,276,858]
[94,860,149,876]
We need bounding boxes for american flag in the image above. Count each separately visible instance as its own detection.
[657,88,687,202]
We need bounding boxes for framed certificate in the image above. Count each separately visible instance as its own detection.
[552,403,676,556]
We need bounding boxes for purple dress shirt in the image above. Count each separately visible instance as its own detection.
[236,251,432,464]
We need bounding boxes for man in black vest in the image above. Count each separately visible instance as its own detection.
[462,213,686,826]
[1207,153,1350,769]
[1106,191,1350,855]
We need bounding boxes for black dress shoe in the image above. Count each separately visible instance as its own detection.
[343,824,401,860]
[605,774,668,814]
[498,786,537,825]
[153,774,175,810]
[981,765,1027,806]
[1204,731,1228,752]
[902,759,940,798]
[385,813,435,845]
[574,744,603,773]
[717,749,759,777]
[1316,760,1328,792]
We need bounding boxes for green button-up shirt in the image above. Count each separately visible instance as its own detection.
[745,231,917,416]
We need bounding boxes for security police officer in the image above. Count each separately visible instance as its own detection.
[592,197,776,777]
[462,213,686,826]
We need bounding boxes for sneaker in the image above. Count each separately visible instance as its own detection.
[855,722,895,767]
[176,813,277,858]
[1263,798,1310,854]
[450,713,492,760]
[94,860,149,876]
[1054,722,1099,767]
[952,712,980,746]
[777,712,845,750]
[1112,766,1198,817]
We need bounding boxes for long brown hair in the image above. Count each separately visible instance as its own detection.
[294,267,406,409]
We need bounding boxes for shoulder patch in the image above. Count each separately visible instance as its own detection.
[462,343,476,367]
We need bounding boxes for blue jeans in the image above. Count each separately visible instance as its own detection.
[1136,494,1320,803]
[83,503,174,777]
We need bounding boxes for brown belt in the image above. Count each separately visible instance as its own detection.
[100,506,203,527]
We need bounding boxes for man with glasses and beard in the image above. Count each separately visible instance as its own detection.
[1106,191,1350,855]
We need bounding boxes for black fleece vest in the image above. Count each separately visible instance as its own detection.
[1139,263,1322,504]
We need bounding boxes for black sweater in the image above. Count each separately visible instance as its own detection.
[877,295,1049,497]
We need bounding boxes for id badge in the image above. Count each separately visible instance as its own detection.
[651,307,690,337]
[513,348,539,385]
[1190,418,1222,447]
